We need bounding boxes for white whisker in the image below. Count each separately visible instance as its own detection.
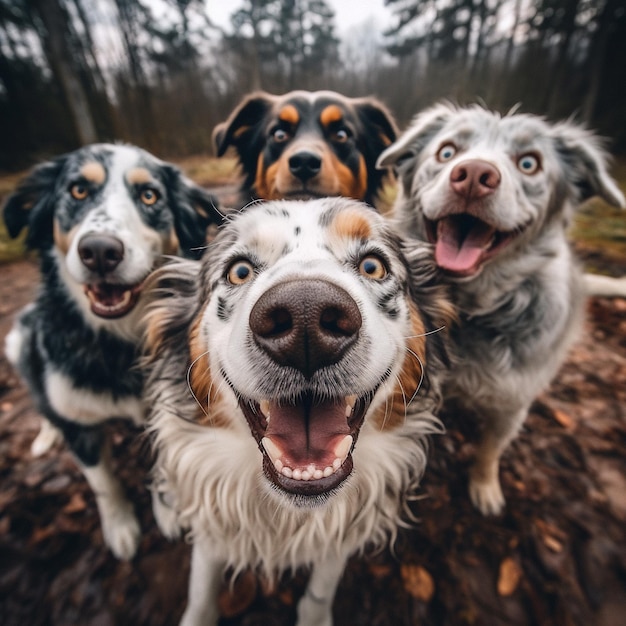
[404,325,446,339]
[404,347,425,407]
[186,349,211,418]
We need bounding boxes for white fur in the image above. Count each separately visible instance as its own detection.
[45,369,143,426]
[378,102,624,515]
[147,198,446,625]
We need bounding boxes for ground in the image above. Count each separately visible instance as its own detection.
[0,226,625,625]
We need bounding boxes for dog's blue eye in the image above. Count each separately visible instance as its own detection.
[227,260,255,285]
[359,255,387,280]
[436,143,457,162]
[333,129,349,143]
[517,153,540,175]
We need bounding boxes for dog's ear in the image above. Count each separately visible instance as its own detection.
[213,92,276,158]
[550,123,625,209]
[3,156,67,249]
[352,98,399,204]
[376,102,456,187]
[163,165,224,259]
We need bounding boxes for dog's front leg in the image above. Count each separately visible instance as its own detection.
[180,539,223,626]
[62,421,141,559]
[469,406,528,515]
[296,553,347,626]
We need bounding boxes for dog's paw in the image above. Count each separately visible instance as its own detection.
[100,503,141,560]
[179,605,219,626]
[469,475,505,516]
[30,420,62,457]
[296,595,333,626]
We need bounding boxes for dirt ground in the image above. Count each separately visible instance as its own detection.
[0,248,625,626]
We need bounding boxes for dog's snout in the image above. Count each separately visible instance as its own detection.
[450,159,501,200]
[249,279,362,378]
[288,151,322,182]
[78,234,124,274]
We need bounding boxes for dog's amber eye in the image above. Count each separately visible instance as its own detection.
[359,255,387,280]
[517,153,541,175]
[227,260,255,285]
[140,188,160,205]
[436,143,457,163]
[272,129,290,143]
[69,183,89,200]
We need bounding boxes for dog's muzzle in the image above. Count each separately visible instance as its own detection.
[239,278,373,501]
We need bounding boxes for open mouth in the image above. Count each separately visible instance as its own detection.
[426,214,520,277]
[239,391,374,500]
[84,281,144,318]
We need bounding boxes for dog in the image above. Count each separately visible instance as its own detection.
[377,102,626,515]
[144,198,452,625]
[3,143,222,559]
[213,90,398,208]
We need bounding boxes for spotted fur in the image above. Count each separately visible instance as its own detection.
[144,198,451,626]
[377,102,625,515]
[2,143,222,559]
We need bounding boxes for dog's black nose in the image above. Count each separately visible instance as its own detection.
[450,159,501,200]
[250,279,362,378]
[288,151,322,182]
[78,234,124,274]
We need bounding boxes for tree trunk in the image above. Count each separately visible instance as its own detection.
[31,0,98,145]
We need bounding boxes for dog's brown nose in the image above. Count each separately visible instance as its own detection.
[250,279,362,378]
[450,159,501,200]
[78,234,124,274]
[289,151,322,182]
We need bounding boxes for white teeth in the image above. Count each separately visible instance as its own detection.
[345,395,357,417]
[260,399,271,421]
[334,435,353,461]
[262,435,353,482]
[261,437,281,463]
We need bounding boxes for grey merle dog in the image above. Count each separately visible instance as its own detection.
[3,143,222,559]
[377,103,625,515]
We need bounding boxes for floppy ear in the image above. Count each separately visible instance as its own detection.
[164,166,224,259]
[550,123,625,209]
[212,92,276,158]
[352,98,399,204]
[3,156,67,249]
[376,102,456,198]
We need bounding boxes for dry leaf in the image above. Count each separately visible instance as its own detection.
[497,557,522,596]
[218,570,257,617]
[401,564,435,602]
[551,409,575,430]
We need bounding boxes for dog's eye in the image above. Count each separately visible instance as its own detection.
[69,183,89,201]
[436,143,457,162]
[517,153,541,175]
[140,188,160,205]
[358,255,387,280]
[332,129,349,143]
[227,260,255,285]
[272,129,290,143]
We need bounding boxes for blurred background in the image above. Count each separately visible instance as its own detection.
[1,0,625,172]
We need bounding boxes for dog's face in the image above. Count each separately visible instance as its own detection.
[214,91,398,206]
[378,103,625,278]
[4,144,221,319]
[153,199,449,506]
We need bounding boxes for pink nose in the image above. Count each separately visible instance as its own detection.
[450,159,501,200]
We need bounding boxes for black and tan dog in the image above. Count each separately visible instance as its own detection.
[3,143,222,559]
[213,90,398,208]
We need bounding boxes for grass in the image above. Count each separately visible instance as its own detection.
[0,155,624,268]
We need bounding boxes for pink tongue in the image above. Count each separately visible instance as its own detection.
[266,398,349,466]
[435,215,495,273]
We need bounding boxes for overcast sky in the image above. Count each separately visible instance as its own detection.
[208,0,392,35]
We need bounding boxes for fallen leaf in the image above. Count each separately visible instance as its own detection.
[63,492,88,514]
[401,564,435,602]
[497,557,522,596]
[218,569,257,617]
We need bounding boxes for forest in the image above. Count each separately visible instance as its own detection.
[0,0,625,171]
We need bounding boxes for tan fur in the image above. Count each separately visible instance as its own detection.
[330,206,372,241]
[126,167,154,186]
[278,104,300,126]
[320,104,343,127]
[53,219,79,255]
[80,161,106,185]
